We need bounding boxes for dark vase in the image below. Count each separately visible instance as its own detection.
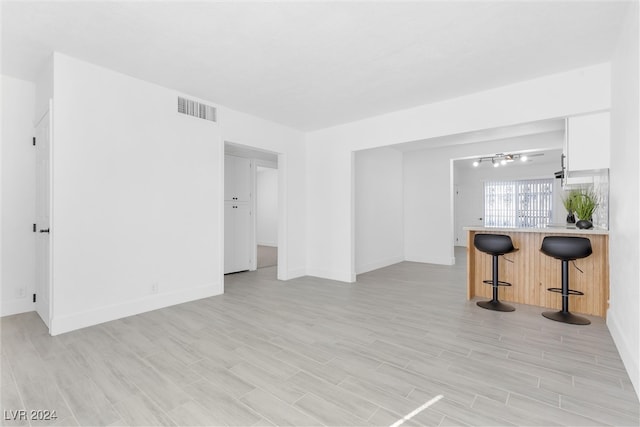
[566,213,576,224]
[576,219,593,229]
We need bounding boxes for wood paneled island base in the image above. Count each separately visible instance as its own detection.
[466,227,609,317]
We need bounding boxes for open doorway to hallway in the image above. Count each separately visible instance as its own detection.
[224,142,279,278]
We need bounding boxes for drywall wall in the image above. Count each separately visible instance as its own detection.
[454,147,565,247]
[50,53,223,334]
[355,147,404,274]
[220,107,306,280]
[306,64,610,281]
[1,75,36,316]
[34,55,53,123]
[404,132,563,264]
[609,1,640,398]
[256,166,278,247]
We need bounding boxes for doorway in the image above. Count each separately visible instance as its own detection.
[223,142,280,279]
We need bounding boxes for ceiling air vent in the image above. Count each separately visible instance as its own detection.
[177,96,217,122]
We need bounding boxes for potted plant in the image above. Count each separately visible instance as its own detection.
[574,188,598,229]
[562,189,580,224]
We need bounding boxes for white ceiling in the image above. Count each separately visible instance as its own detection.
[1,1,630,131]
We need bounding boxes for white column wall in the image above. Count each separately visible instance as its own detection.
[256,167,278,247]
[404,133,562,264]
[1,76,37,316]
[609,1,640,398]
[355,147,404,274]
[306,64,610,281]
[50,53,223,334]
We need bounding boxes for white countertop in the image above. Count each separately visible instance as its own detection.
[463,226,609,235]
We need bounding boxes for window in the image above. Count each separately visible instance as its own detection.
[484,178,554,228]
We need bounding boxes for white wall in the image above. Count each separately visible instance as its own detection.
[608,1,640,398]
[355,147,404,274]
[50,53,223,334]
[454,147,565,247]
[256,166,278,247]
[306,65,610,281]
[404,132,564,264]
[42,53,306,334]
[1,75,36,316]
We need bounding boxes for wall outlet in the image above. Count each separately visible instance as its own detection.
[17,287,25,298]
[151,282,159,294]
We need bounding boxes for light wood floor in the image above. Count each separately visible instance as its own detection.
[1,250,638,426]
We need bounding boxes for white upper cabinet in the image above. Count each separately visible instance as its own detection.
[565,111,610,172]
[225,155,251,202]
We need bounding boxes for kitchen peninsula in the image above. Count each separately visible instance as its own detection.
[465,226,609,317]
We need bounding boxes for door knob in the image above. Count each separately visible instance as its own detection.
[39,228,50,233]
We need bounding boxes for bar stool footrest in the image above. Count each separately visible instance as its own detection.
[482,279,512,287]
[546,287,584,296]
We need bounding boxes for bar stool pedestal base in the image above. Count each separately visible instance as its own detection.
[477,300,515,312]
[542,310,590,325]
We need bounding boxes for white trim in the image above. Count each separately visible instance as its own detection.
[607,309,640,399]
[255,159,277,169]
[49,283,222,336]
[218,137,226,293]
[257,241,277,247]
[250,159,257,271]
[47,99,54,330]
[280,268,306,280]
[404,254,456,265]
[277,153,287,281]
[355,255,404,275]
[306,268,355,283]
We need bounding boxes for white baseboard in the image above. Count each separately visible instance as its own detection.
[279,268,306,280]
[607,309,640,399]
[257,241,277,247]
[1,297,35,317]
[49,282,222,336]
[355,255,404,275]
[404,254,456,265]
[306,268,355,283]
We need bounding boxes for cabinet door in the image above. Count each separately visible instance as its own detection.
[566,112,610,172]
[224,155,251,201]
[233,204,251,271]
[233,157,251,202]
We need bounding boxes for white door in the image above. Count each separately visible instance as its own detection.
[35,111,51,328]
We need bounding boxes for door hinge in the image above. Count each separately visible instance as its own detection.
[32,137,36,146]
[33,224,36,232]
[32,293,36,303]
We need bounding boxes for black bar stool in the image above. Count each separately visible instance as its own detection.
[474,234,518,312]
[540,236,592,325]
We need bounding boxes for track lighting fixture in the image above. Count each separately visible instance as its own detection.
[472,152,541,167]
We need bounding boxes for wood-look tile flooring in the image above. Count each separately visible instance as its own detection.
[1,249,639,426]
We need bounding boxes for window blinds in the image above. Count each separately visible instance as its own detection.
[484,178,553,228]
